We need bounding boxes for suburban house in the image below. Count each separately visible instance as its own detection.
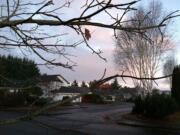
[38,74,70,97]
[50,86,91,103]
[92,87,144,101]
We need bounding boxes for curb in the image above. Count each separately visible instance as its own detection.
[116,120,180,131]
[106,112,180,131]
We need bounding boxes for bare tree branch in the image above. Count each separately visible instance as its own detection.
[94,73,173,88]
[0,0,179,69]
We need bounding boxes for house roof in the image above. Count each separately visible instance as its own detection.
[51,86,90,94]
[39,74,69,84]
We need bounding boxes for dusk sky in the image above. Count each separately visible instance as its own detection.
[3,0,180,90]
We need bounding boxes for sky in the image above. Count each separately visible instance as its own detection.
[44,0,180,90]
[2,0,180,90]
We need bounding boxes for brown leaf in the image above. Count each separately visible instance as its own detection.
[85,28,91,40]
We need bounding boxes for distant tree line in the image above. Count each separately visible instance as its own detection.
[71,78,121,90]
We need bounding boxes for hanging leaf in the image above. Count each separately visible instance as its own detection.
[85,28,91,40]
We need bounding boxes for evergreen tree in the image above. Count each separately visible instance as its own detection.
[111,78,120,90]
[81,81,87,88]
[71,80,78,87]
[172,66,180,104]
[89,80,97,89]
[0,55,42,106]
[0,55,40,87]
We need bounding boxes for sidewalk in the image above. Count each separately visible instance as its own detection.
[107,112,180,131]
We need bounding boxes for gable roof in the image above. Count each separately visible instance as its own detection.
[57,74,69,84]
[39,74,69,84]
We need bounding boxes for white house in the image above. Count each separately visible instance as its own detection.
[50,87,91,103]
[38,74,70,96]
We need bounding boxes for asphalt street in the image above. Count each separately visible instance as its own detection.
[0,103,180,135]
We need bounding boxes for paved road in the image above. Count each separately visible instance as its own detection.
[0,103,180,135]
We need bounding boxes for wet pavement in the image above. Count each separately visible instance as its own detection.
[0,103,180,135]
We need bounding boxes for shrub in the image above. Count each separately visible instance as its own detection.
[62,96,72,105]
[106,95,113,100]
[25,87,43,97]
[0,89,8,105]
[132,96,145,113]
[82,93,104,104]
[133,93,178,118]
[35,97,52,106]
[0,87,44,107]
[0,91,27,106]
